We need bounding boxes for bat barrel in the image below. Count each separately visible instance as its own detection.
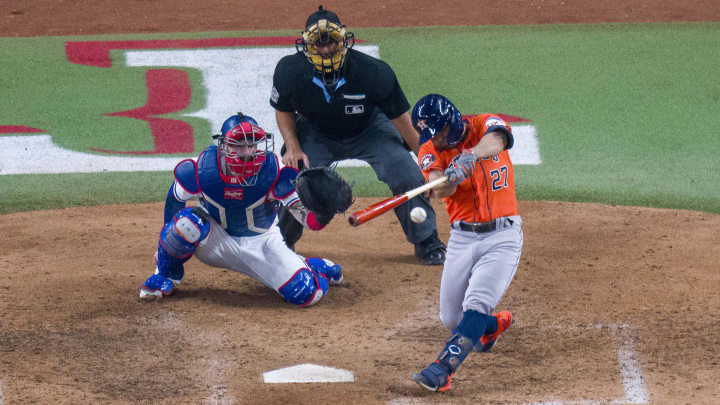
[348,214,363,227]
[347,194,409,227]
[347,176,447,227]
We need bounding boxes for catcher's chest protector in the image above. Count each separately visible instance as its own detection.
[196,146,279,236]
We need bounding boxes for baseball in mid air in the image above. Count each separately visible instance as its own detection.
[410,207,427,223]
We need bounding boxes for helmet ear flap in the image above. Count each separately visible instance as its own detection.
[445,108,465,146]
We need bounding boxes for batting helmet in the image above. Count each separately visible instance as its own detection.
[218,116,273,186]
[411,94,466,147]
[296,5,355,87]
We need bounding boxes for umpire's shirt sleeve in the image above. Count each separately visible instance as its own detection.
[270,55,295,112]
[372,60,411,120]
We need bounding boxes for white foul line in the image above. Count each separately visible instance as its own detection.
[613,325,649,404]
[391,323,649,405]
[525,324,648,405]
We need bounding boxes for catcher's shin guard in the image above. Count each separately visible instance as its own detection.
[412,331,475,392]
[278,268,329,307]
[278,205,304,250]
[140,207,210,300]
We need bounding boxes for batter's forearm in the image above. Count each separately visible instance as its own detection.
[469,132,507,160]
[428,170,456,198]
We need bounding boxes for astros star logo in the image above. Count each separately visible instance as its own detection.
[416,119,429,131]
[420,153,435,170]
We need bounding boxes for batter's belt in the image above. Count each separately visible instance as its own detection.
[452,217,515,234]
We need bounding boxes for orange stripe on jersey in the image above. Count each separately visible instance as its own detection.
[417,114,518,224]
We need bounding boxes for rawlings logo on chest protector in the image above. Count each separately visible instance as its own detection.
[224,188,245,200]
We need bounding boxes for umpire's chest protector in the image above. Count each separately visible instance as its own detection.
[196,147,280,237]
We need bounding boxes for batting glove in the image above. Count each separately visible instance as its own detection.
[456,151,477,176]
[444,166,467,186]
[445,151,477,186]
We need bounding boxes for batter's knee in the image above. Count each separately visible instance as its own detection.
[440,310,463,331]
[278,268,330,307]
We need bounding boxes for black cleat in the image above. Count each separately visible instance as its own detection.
[414,231,446,266]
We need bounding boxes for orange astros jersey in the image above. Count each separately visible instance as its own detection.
[418,114,518,224]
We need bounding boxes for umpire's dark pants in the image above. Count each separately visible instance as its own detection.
[292,109,438,244]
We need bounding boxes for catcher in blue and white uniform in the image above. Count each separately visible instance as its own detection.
[139,113,347,307]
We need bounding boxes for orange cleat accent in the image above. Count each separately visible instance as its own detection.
[478,310,514,352]
[436,370,454,392]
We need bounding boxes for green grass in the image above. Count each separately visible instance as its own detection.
[2,23,719,214]
[0,168,390,214]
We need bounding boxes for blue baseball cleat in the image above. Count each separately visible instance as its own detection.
[412,361,454,392]
[139,270,181,300]
[306,257,343,285]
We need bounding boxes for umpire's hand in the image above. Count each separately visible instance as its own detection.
[282,145,310,169]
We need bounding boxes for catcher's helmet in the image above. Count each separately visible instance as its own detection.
[220,112,258,136]
[218,117,274,186]
[411,94,466,147]
[296,5,355,87]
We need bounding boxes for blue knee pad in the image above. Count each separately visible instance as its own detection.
[157,207,210,280]
[279,268,329,307]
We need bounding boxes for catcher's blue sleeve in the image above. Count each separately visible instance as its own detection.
[164,159,200,223]
[164,184,187,224]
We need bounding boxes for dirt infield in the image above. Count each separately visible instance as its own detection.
[3,0,719,37]
[2,1,720,404]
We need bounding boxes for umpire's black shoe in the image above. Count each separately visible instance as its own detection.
[414,231,446,266]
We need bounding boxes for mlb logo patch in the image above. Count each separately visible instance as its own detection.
[224,188,244,200]
[485,117,506,128]
[345,105,364,114]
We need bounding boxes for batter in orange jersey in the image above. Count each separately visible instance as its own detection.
[419,113,518,224]
[408,94,524,393]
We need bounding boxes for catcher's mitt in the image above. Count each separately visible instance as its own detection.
[295,166,353,225]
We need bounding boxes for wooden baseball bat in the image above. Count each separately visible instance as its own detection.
[348,175,448,227]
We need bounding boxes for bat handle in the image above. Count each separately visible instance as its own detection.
[404,175,448,199]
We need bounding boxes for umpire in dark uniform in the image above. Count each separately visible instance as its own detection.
[270,5,446,265]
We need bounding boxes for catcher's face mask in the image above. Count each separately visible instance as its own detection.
[220,121,274,186]
[296,9,354,87]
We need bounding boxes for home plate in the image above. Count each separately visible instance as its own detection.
[262,363,354,383]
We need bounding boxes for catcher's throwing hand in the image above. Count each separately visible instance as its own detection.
[295,166,354,225]
[445,151,477,186]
